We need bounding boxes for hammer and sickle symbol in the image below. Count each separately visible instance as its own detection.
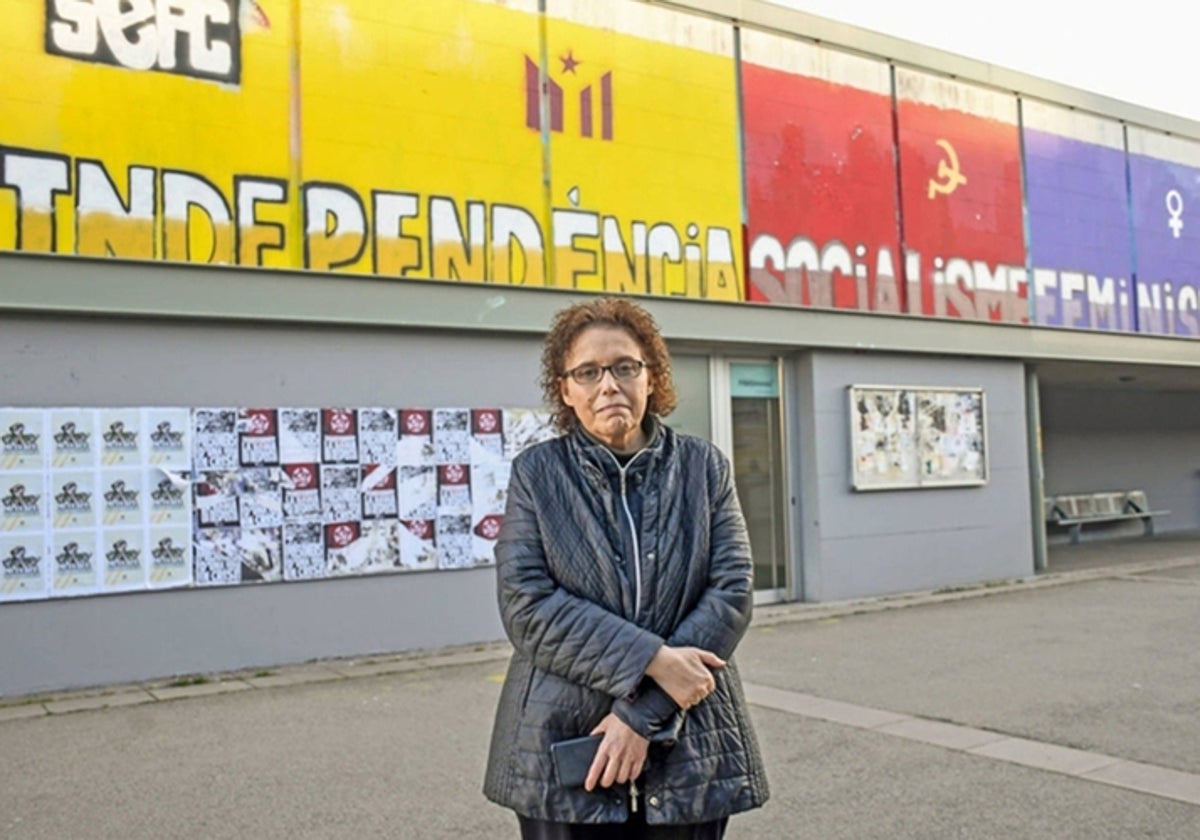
[927,139,968,199]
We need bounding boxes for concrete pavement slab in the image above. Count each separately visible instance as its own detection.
[148,679,251,701]
[967,737,1119,776]
[873,717,1007,751]
[44,690,154,714]
[1082,760,1200,806]
[0,704,46,722]
[326,646,511,679]
[243,667,344,689]
[743,682,910,729]
[325,658,429,678]
[1129,564,1200,583]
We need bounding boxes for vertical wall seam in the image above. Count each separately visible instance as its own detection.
[888,64,909,313]
[537,1,556,288]
[1016,97,1035,326]
[733,25,749,301]
[1122,124,1141,334]
[289,0,304,271]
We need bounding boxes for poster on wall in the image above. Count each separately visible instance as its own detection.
[849,388,918,489]
[1127,128,1200,338]
[1,533,47,602]
[1,408,50,601]
[894,69,1027,323]
[1023,101,1135,333]
[740,29,903,311]
[849,386,987,490]
[1,407,196,600]
[2,403,552,601]
[195,405,557,587]
[915,390,987,486]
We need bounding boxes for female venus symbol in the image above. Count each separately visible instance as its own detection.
[1166,189,1184,238]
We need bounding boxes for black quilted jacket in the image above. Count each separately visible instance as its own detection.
[483,421,769,825]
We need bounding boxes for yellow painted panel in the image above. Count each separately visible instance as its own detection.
[1,0,741,299]
[0,1,293,267]
[298,0,546,280]
[542,5,744,299]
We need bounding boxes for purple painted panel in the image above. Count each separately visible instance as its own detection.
[1024,128,1134,331]
[1130,153,1200,337]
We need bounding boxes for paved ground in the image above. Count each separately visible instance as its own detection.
[2,537,1200,838]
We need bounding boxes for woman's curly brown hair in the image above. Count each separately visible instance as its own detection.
[540,297,678,433]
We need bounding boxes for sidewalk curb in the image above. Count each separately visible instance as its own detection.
[2,555,1196,722]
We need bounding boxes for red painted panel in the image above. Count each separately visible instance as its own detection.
[896,96,1027,322]
[743,62,904,312]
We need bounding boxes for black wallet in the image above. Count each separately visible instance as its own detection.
[549,734,604,788]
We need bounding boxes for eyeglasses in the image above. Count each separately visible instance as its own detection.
[560,359,648,386]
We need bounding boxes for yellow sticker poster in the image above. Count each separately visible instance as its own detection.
[0,0,293,266]
[543,1,744,300]
[296,0,546,284]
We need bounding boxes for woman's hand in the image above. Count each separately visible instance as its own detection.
[584,713,649,792]
[645,645,725,709]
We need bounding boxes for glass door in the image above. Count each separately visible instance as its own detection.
[728,361,788,603]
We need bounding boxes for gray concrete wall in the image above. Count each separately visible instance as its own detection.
[798,352,1034,601]
[0,315,718,697]
[1040,388,1200,540]
[0,564,502,698]
[0,315,544,696]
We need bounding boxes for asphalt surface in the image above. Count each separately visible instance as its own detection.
[2,537,1199,839]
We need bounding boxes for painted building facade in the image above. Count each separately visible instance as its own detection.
[2,0,1199,696]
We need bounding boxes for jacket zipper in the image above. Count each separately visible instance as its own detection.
[592,446,648,624]
[590,439,648,816]
[617,467,642,622]
[600,446,647,817]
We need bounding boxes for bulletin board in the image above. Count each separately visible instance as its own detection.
[848,385,987,490]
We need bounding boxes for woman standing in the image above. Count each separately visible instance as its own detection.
[484,297,768,838]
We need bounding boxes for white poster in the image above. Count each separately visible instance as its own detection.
[98,408,142,467]
[50,531,100,596]
[49,409,97,470]
[1,533,47,601]
[434,409,470,464]
[502,409,557,460]
[851,389,919,489]
[358,409,399,467]
[398,410,435,465]
[1,409,48,471]
[917,391,987,486]
[102,528,147,591]
[398,518,438,571]
[147,528,192,587]
[193,409,239,470]
[145,408,191,469]
[282,520,325,581]
[1,471,46,534]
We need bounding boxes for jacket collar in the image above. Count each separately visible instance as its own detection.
[569,415,664,479]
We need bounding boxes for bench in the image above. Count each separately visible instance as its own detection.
[1044,490,1170,545]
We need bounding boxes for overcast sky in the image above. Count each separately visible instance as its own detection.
[766,0,1196,123]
